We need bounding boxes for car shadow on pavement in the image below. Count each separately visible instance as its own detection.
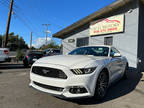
[0,64,31,69]
[63,67,143,105]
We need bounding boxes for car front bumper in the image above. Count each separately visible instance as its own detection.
[30,63,99,98]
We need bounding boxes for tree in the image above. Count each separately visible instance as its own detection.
[0,35,5,47]
[31,46,36,50]
[0,32,29,50]
[40,41,60,50]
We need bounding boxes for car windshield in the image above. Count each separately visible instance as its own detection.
[69,46,109,56]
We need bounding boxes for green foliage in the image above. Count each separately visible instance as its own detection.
[40,41,60,50]
[0,32,29,51]
[16,50,24,61]
[0,35,4,47]
[31,46,36,50]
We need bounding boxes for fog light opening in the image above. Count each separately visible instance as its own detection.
[69,86,87,94]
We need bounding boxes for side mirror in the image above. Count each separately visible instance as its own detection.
[113,53,121,57]
[64,53,69,55]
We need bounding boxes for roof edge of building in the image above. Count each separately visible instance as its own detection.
[53,0,133,39]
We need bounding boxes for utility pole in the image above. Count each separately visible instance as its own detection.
[30,32,32,49]
[4,0,14,48]
[42,24,50,45]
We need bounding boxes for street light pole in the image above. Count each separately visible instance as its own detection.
[4,0,14,48]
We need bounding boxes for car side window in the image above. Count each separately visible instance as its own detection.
[110,47,120,57]
[113,48,120,53]
[110,49,114,57]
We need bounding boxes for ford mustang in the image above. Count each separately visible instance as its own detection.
[29,45,128,99]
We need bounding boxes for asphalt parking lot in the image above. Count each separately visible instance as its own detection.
[0,63,144,108]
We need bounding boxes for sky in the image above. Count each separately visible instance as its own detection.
[0,0,116,48]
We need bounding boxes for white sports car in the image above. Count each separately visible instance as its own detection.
[30,45,128,99]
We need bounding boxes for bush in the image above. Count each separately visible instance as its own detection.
[16,50,24,61]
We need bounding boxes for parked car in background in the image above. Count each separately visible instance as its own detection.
[0,48,11,63]
[30,45,128,99]
[23,51,45,67]
[44,49,61,56]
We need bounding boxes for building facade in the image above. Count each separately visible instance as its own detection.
[53,0,144,71]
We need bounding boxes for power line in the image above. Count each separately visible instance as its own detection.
[13,13,33,31]
[0,0,67,37]
[0,0,53,48]
[0,0,19,13]
[4,0,21,10]
[42,24,51,45]
[13,13,41,38]
[0,0,41,37]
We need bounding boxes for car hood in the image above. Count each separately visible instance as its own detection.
[35,55,109,68]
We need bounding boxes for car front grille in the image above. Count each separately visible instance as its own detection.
[33,81,64,92]
[32,66,67,79]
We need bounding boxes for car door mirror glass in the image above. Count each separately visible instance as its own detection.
[113,53,121,57]
[110,52,115,57]
[65,52,68,55]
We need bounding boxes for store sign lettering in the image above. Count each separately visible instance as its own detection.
[90,14,124,36]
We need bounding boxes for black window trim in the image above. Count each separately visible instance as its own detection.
[76,37,89,47]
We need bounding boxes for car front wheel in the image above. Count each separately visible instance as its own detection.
[94,70,109,100]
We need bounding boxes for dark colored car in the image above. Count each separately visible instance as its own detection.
[44,49,61,56]
[23,51,45,67]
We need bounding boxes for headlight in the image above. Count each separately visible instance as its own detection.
[71,67,97,75]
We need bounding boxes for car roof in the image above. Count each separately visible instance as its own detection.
[79,45,112,48]
[0,48,9,50]
[45,49,60,51]
[28,51,44,54]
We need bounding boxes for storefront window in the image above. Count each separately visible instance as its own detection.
[104,37,113,45]
[76,37,89,47]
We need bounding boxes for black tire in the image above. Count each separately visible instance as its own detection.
[23,62,29,67]
[94,70,109,100]
[7,58,11,62]
[122,63,129,79]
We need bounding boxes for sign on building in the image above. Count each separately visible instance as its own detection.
[90,14,124,36]
[68,39,75,43]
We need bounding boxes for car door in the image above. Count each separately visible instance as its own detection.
[109,48,123,81]
[0,49,2,61]
[0,49,5,62]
